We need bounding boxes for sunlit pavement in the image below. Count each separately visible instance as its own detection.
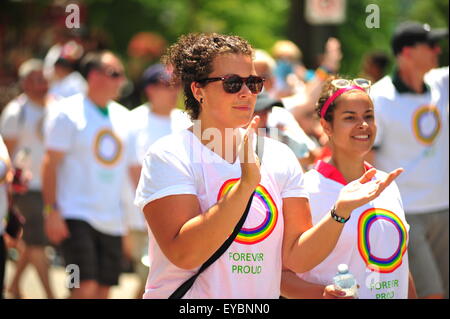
[4,260,142,299]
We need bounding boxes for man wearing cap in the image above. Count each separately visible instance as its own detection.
[254,92,317,170]
[122,63,190,298]
[370,21,448,299]
[41,51,140,298]
[0,58,55,299]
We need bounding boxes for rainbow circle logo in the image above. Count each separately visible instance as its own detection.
[218,178,278,245]
[412,105,441,145]
[93,128,123,166]
[357,208,408,273]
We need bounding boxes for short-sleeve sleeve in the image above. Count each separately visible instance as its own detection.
[134,147,197,212]
[44,108,75,152]
[0,100,22,139]
[270,140,309,200]
[0,135,11,183]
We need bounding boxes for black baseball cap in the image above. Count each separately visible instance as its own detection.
[141,63,172,88]
[254,92,283,112]
[392,21,448,55]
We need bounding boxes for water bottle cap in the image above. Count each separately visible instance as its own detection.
[337,263,349,274]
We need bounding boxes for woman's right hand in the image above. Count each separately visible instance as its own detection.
[239,116,261,189]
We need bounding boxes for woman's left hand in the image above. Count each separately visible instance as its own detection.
[335,168,403,218]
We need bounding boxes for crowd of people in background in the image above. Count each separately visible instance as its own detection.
[0,18,448,300]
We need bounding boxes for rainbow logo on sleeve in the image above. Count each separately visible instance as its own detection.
[217,178,278,245]
[357,208,408,273]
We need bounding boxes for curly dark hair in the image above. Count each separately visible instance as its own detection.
[162,33,254,120]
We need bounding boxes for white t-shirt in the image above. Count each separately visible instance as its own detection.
[296,161,410,299]
[267,106,317,159]
[135,129,309,298]
[371,67,449,214]
[0,136,10,235]
[44,94,137,235]
[0,94,52,190]
[122,104,191,231]
[49,71,87,100]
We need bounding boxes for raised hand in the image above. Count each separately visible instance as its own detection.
[335,168,404,217]
[238,116,261,189]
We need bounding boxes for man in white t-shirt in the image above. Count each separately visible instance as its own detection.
[122,63,190,298]
[42,51,140,299]
[370,21,449,299]
[0,59,56,299]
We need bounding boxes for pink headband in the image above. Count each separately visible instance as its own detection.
[320,85,366,118]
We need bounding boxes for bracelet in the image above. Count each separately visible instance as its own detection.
[330,205,350,223]
[44,203,58,217]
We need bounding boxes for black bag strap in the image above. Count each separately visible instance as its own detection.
[169,134,264,299]
[169,193,254,299]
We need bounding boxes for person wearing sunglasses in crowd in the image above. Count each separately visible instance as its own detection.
[134,33,403,299]
[369,22,448,299]
[41,51,141,298]
[122,63,191,298]
[280,77,417,299]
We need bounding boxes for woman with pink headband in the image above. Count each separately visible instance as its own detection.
[281,77,417,299]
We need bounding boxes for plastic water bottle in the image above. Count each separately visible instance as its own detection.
[333,264,358,298]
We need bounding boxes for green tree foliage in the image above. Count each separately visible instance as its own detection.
[337,0,449,77]
[84,0,290,57]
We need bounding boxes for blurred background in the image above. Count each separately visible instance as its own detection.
[1,0,448,111]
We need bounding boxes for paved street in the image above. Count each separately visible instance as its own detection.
[4,260,142,299]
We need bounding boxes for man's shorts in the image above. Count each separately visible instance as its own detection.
[13,191,47,246]
[407,209,449,298]
[61,219,123,286]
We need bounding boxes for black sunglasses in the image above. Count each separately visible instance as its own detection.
[97,67,124,79]
[197,74,265,94]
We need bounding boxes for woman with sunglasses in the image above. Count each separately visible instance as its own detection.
[281,77,416,299]
[134,33,402,299]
